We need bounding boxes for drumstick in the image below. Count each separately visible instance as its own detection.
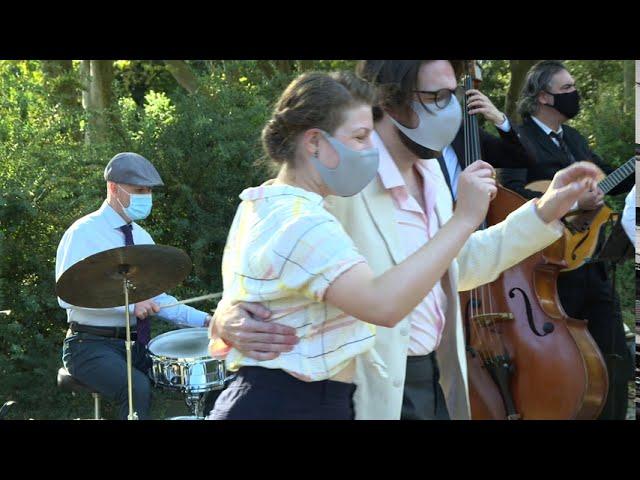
[158,292,223,310]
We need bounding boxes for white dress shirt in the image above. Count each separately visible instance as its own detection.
[444,117,511,199]
[531,115,563,146]
[621,185,635,244]
[55,200,208,328]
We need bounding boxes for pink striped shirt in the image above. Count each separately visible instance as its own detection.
[374,132,448,356]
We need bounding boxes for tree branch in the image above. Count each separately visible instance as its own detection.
[164,60,200,94]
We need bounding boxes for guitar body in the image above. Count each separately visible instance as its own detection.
[526,180,616,272]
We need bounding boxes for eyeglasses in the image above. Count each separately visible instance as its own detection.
[413,88,458,110]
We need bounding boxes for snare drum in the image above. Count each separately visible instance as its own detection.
[148,328,226,394]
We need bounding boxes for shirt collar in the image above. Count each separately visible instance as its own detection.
[98,200,130,230]
[531,115,563,137]
[239,184,324,205]
[372,130,436,191]
[373,130,407,190]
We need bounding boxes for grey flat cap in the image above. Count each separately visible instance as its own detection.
[104,152,164,187]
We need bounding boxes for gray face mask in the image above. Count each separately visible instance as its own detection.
[388,95,462,154]
[309,131,380,197]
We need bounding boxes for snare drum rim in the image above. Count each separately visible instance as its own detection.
[147,327,212,362]
[147,352,213,363]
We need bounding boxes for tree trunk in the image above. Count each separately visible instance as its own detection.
[623,60,634,114]
[80,60,90,112]
[504,60,538,123]
[164,60,200,94]
[81,60,114,144]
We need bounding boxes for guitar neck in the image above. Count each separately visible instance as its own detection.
[598,157,636,194]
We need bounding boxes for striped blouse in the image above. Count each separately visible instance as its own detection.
[212,184,379,382]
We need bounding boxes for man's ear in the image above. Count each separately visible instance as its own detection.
[538,90,553,107]
[107,181,124,198]
[382,105,398,121]
[384,103,414,127]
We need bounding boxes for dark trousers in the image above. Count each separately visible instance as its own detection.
[401,352,450,420]
[558,262,633,420]
[62,332,153,420]
[207,366,356,420]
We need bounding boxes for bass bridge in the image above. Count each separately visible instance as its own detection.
[470,312,514,327]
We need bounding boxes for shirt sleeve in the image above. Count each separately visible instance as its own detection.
[153,292,209,327]
[621,186,635,243]
[275,216,366,302]
[496,116,511,132]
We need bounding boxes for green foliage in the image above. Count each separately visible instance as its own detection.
[570,62,631,165]
[616,260,636,330]
[477,60,511,114]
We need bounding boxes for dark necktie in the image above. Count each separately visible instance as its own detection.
[549,131,575,164]
[436,154,455,202]
[119,224,151,346]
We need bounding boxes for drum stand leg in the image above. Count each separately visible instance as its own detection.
[121,272,138,420]
[93,393,102,420]
[185,392,206,419]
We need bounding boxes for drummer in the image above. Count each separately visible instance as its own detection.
[56,152,212,420]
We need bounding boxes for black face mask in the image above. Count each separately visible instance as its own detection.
[545,89,581,119]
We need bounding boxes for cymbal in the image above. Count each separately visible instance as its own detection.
[56,245,192,308]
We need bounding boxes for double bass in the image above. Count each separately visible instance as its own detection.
[459,60,609,419]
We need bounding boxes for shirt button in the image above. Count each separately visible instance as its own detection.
[399,327,409,336]
[393,379,403,388]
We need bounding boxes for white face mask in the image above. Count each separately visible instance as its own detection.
[388,95,462,153]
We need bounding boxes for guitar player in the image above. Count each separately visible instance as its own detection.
[498,61,635,420]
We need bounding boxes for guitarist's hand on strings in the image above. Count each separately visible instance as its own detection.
[577,185,605,211]
[535,161,603,224]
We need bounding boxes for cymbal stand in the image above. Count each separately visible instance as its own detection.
[120,264,138,420]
